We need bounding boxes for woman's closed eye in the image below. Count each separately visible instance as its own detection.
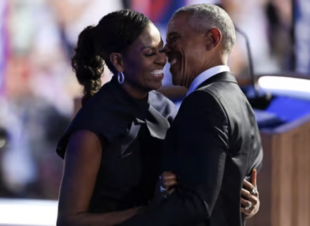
[144,52,155,57]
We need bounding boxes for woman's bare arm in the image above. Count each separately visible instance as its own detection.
[57,130,139,226]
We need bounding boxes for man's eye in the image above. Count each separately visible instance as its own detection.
[167,37,178,45]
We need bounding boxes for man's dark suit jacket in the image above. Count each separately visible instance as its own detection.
[119,72,263,226]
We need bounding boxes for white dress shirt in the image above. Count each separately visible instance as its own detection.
[186,65,230,97]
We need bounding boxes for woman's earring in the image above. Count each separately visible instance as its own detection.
[117,72,125,84]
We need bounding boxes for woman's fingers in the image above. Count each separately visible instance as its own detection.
[241,171,260,219]
[243,179,254,191]
[241,190,260,218]
[241,197,251,209]
[163,179,177,188]
[162,171,177,180]
[161,171,177,190]
[241,188,258,203]
[241,206,250,215]
[251,169,257,188]
[241,188,258,213]
[241,196,255,216]
[243,179,258,196]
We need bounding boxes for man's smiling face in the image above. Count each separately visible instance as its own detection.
[165,12,209,88]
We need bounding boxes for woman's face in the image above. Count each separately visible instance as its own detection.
[122,23,166,94]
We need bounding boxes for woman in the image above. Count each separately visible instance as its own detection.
[56,9,259,226]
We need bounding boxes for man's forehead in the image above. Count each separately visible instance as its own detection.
[167,13,191,34]
[168,13,190,31]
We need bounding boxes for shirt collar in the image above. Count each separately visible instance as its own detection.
[186,65,230,96]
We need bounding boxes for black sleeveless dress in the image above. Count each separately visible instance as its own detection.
[56,76,176,213]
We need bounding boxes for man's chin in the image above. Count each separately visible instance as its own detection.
[172,78,181,86]
[170,72,181,86]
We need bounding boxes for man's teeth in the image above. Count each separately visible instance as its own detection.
[151,70,163,75]
[171,59,177,66]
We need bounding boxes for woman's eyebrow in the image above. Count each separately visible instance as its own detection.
[140,40,164,51]
[140,46,154,51]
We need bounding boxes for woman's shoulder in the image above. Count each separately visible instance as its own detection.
[70,88,115,127]
[56,84,124,159]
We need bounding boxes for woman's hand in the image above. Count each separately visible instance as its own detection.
[148,172,178,210]
[159,170,260,219]
[160,171,178,194]
[241,169,260,218]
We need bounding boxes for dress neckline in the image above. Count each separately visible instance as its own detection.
[105,76,150,120]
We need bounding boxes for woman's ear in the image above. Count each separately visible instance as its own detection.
[110,53,124,73]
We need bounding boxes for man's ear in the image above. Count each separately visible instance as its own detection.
[110,53,124,73]
[205,28,222,50]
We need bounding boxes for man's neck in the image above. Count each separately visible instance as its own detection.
[185,61,228,89]
[185,64,230,96]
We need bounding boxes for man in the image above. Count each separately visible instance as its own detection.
[119,4,263,226]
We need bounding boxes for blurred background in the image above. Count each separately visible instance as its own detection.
[0,0,309,225]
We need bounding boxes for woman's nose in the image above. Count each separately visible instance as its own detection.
[156,52,167,66]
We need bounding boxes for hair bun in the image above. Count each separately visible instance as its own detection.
[72,25,104,106]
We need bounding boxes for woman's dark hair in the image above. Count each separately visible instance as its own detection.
[72,9,150,105]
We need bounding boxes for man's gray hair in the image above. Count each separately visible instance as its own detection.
[174,4,236,53]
